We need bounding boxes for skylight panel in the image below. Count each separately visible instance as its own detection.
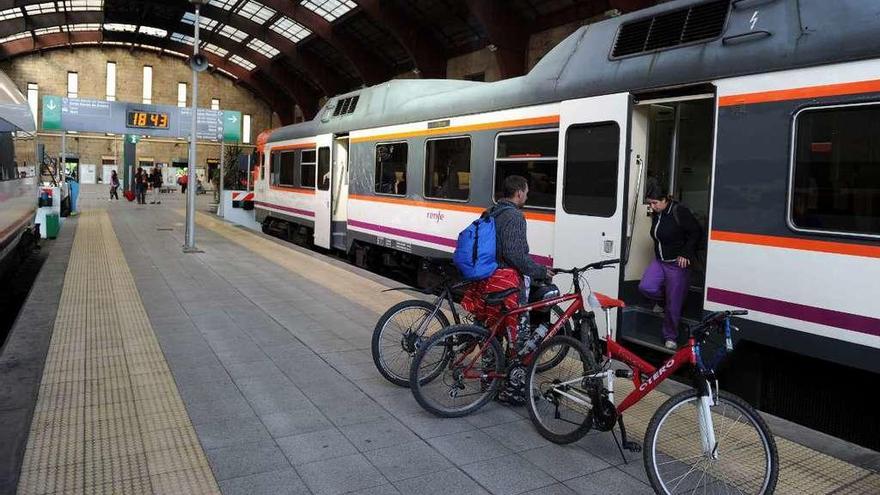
[33,26,61,36]
[139,26,168,38]
[229,55,256,71]
[62,0,103,12]
[217,24,247,42]
[203,43,228,57]
[0,32,31,43]
[182,12,219,31]
[25,2,57,15]
[247,38,279,58]
[65,23,101,32]
[0,8,24,21]
[171,32,194,45]
[208,0,237,11]
[104,23,137,32]
[238,1,276,24]
[269,16,310,43]
[300,0,357,22]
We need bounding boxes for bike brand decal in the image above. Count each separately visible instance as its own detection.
[426,211,445,222]
[639,358,675,392]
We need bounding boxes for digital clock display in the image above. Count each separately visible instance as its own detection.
[127,111,169,129]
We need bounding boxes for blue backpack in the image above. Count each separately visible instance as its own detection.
[453,206,512,280]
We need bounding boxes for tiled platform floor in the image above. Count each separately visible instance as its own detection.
[9,188,880,494]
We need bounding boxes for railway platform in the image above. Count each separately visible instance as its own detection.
[1,186,878,495]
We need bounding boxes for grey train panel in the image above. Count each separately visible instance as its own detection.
[347,230,451,261]
[268,0,880,145]
[255,207,315,230]
[713,91,880,246]
[734,317,880,375]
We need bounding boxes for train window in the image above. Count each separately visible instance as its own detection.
[425,137,471,201]
[278,151,295,186]
[791,105,880,236]
[300,149,316,188]
[259,152,265,181]
[563,122,619,217]
[270,152,279,184]
[375,142,407,196]
[494,131,558,209]
[318,147,330,191]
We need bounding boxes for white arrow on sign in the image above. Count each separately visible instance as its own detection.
[227,114,238,123]
[46,100,57,111]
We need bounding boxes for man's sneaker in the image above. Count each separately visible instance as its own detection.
[664,339,677,350]
[496,386,526,406]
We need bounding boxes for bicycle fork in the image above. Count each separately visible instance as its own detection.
[696,379,720,459]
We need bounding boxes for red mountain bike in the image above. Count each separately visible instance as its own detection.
[526,266,779,494]
[408,259,617,417]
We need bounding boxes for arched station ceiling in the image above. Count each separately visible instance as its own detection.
[0,0,661,125]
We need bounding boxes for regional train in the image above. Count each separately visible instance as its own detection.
[254,0,880,401]
[0,68,37,275]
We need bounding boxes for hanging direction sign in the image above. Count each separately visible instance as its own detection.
[40,96,232,141]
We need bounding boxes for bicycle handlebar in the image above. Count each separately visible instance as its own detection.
[554,258,621,275]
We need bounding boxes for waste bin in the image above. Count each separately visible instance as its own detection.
[45,213,60,239]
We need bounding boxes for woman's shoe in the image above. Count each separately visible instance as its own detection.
[664,339,677,350]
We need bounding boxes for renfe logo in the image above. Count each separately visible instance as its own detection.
[426,211,445,222]
[639,358,674,392]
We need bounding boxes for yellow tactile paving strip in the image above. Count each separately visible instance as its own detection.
[195,211,879,495]
[17,210,219,495]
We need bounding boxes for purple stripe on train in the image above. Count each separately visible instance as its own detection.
[706,287,880,337]
[255,201,315,218]
[348,219,553,267]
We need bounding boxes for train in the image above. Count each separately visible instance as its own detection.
[252,0,880,432]
[0,68,37,275]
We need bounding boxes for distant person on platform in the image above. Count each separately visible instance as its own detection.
[178,174,188,195]
[135,167,148,205]
[149,166,162,205]
[638,183,701,350]
[109,170,119,201]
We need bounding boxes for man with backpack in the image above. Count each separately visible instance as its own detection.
[455,175,554,404]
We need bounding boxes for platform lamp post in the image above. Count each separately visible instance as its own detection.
[184,0,209,252]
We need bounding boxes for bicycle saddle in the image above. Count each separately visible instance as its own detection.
[483,288,519,306]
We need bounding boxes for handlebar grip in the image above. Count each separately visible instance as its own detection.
[729,310,748,316]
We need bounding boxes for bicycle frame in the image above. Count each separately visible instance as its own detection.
[459,291,585,379]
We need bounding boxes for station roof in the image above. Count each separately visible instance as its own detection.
[0,0,661,124]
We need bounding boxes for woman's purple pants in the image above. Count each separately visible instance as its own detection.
[638,259,690,342]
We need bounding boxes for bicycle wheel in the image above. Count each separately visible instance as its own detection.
[371,299,451,387]
[409,324,504,418]
[644,389,779,495]
[526,336,598,444]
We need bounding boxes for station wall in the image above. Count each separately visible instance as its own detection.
[0,47,279,177]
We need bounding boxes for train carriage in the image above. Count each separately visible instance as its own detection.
[255,0,880,384]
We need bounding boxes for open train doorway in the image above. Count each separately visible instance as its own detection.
[620,91,715,350]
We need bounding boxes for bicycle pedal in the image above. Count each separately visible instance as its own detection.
[622,440,642,453]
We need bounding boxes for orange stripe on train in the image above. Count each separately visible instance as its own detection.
[718,79,880,107]
[711,230,880,259]
[351,115,560,143]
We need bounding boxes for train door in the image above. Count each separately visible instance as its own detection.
[314,134,332,248]
[554,93,631,339]
[620,92,716,348]
[330,136,349,250]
